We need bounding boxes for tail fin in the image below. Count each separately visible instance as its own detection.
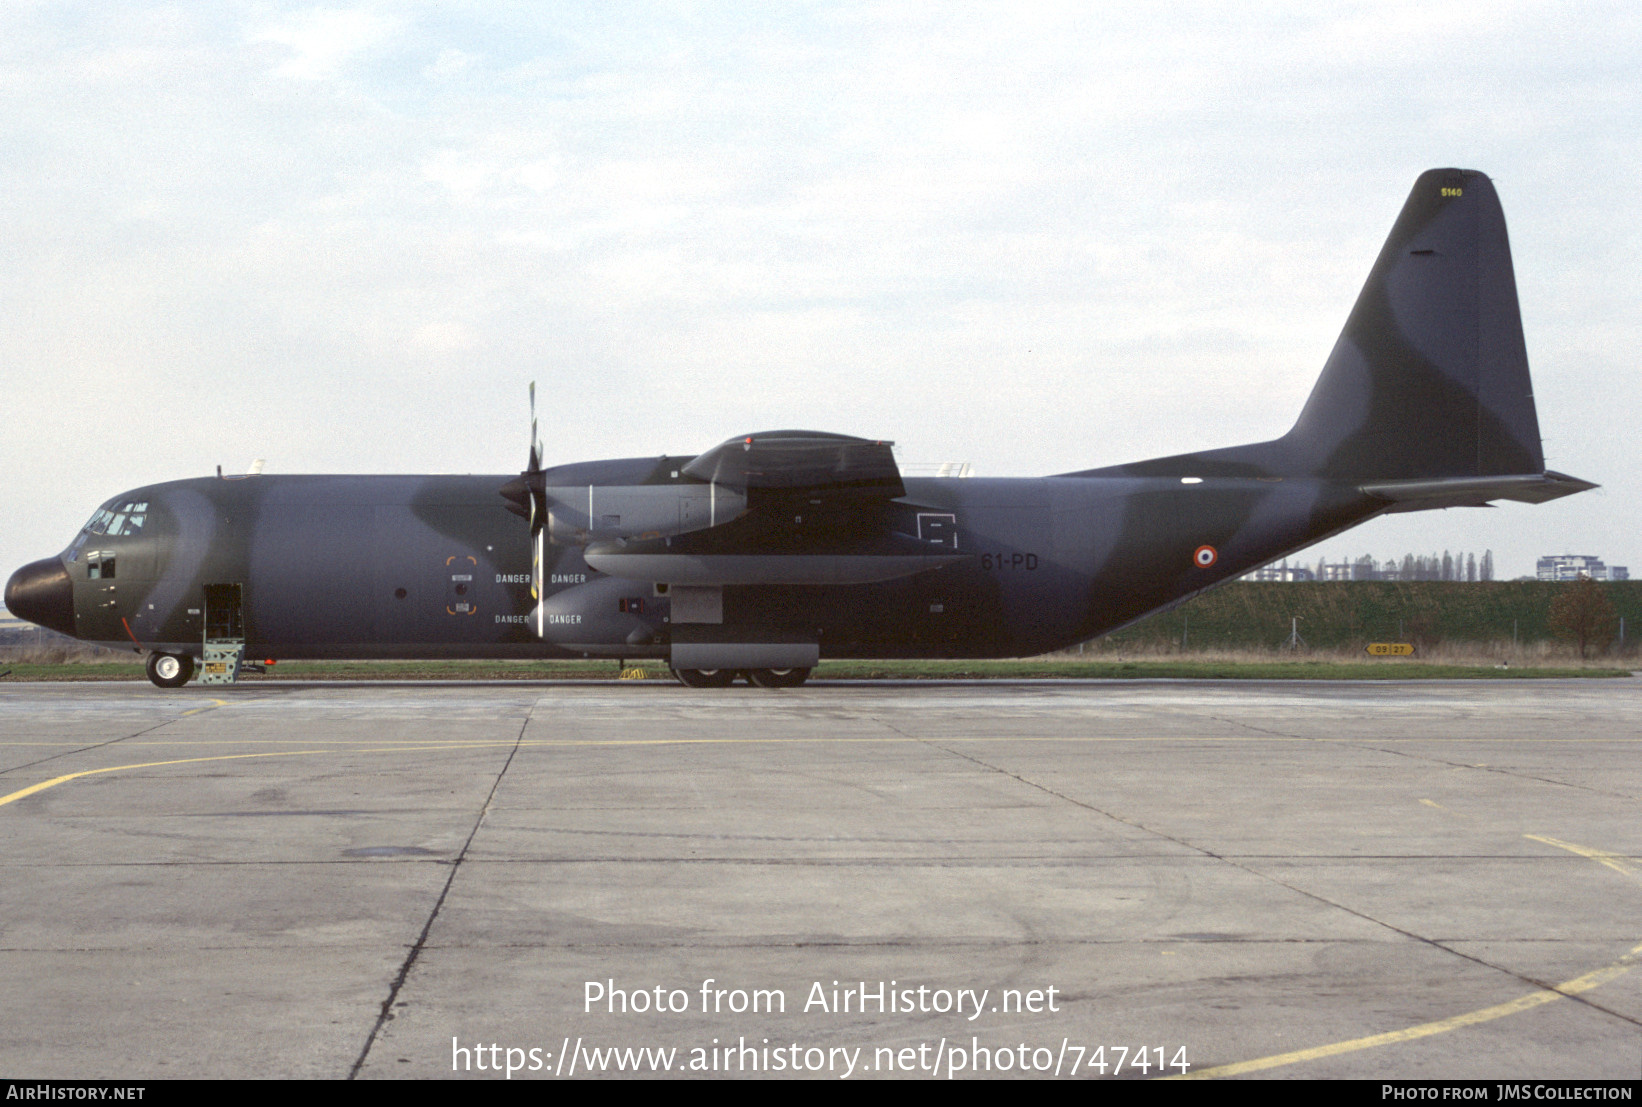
[1069,169,1593,504]
[1285,168,1541,481]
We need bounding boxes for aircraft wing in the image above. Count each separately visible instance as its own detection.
[583,430,965,585]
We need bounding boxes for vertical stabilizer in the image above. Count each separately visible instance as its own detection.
[1283,169,1544,481]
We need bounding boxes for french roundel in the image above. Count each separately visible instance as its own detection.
[1193,545,1218,568]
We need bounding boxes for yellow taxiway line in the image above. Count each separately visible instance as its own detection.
[1175,832,1642,1079]
[6,725,1639,1081]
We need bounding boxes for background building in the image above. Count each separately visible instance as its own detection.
[1537,555,1629,582]
[1245,562,1315,582]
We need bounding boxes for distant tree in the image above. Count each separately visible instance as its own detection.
[1548,576,1618,659]
[1402,554,1415,580]
[1442,551,1454,580]
[1466,552,1477,582]
[1481,550,1494,581]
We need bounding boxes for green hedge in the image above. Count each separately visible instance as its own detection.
[1099,581,1642,652]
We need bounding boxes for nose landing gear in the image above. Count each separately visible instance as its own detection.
[145,652,195,688]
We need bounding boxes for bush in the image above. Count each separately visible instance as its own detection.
[1548,576,1619,659]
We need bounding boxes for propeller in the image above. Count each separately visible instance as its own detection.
[499,382,551,638]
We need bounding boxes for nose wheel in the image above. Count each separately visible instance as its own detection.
[146,652,195,688]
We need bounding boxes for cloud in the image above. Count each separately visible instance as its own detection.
[1,4,1639,580]
[424,47,474,80]
[248,7,400,81]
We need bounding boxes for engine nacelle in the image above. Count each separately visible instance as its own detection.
[544,483,745,546]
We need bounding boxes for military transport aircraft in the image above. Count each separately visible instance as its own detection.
[5,169,1595,688]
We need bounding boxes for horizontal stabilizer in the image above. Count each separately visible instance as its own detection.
[1361,470,1597,513]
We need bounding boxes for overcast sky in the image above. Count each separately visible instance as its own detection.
[3,2,1638,589]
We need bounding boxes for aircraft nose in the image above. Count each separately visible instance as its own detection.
[5,558,76,637]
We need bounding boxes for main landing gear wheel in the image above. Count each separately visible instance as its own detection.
[146,652,195,689]
[671,667,738,688]
[746,667,811,689]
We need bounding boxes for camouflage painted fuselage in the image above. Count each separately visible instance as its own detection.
[51,464,1382,661]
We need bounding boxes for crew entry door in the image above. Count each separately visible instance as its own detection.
[201,583,245,684]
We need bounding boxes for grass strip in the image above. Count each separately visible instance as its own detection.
[0,658,1627,682]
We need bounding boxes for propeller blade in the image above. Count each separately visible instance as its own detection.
[530,382,546,633]
[528,381,541,473]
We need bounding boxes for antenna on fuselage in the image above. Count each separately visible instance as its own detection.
[218,459,266,482]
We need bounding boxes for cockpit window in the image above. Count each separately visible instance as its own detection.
[107,502,146,535]
[69,499,150,561]
[79,502,148,541]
